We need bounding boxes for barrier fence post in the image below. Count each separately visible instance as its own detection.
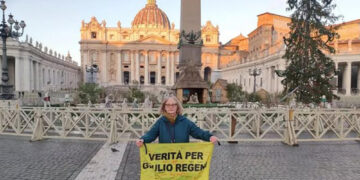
[283,109,298,146]
[31,108,44,141]
[108,110,118,144]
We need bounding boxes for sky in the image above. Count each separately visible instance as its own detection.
[4,0,360,65]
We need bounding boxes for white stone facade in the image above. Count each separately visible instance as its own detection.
[0,37,81,92]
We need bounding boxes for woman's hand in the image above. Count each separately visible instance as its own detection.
[210,136,218,144]
[136,139,144,148]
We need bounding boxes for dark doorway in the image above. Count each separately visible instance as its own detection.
[150,72,156,84]
[124,71,130,84]
[204,67,211,81]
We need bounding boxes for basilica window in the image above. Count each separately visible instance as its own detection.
[109,34,114,40]
[122,51,129,62]
[206,35,211,42]
[140,35,144,39]
[140,76,144,84]
[161,76,166,85]
[161,55,166,63]
[206,56,211,63]
[91,32,97,39]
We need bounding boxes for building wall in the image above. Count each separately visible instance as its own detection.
[220,13,360,96]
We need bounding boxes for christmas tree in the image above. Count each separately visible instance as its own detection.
[280,0,341,104]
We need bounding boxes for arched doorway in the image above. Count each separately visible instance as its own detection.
[204,67,211,82]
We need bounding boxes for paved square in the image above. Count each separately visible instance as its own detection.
[0,135,103,180]
[1,135,360,180]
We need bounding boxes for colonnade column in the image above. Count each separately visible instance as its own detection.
[30,59,34,91]
[118,51,123,85]
[144,51,149,85]
[35,62,39,91]
[166,53,170,85]
[265,67,269,92]
[15,57,20,92]
[343,62,351,96]
[157,52,161,85]
[24,58,31,91]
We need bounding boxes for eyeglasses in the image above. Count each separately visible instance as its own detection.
[165,103,177,108]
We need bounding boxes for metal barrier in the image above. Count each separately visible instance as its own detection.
[0,107,359,145]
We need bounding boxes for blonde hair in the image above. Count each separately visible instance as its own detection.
[160,96,184,115]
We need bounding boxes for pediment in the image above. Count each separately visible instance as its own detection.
[135,35,172,44]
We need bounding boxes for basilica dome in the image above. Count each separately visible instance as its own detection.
[132,0,170,29]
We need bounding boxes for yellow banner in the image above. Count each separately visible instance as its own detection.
[140,142,214,180]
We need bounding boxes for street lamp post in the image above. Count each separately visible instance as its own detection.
[249,67,261,93]
[85,64,99,83]
[0,0,25,99]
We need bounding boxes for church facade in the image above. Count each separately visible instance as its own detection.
[79,0,246,89]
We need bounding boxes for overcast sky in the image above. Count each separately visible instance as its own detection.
[4,0,359,64]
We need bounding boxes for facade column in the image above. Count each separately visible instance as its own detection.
[135,51,140,83]
[166,52,170,85]
[343,62,352,96]
[144,51,149,85]
[118,51,123,85]
[170,52,175,84]
[15,57,21,92]
[157,52,161,85]
[103,51,108,85]
[130,51,135,84]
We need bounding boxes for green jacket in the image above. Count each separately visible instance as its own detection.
[141,115,213,143]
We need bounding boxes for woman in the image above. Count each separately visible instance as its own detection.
[136,96,218,147]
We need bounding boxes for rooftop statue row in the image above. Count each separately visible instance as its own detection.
[19,34,78,65]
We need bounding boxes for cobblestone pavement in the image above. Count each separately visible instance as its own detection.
[1,135,360,180]
[0,135,103,180]
[117,141,360,180]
